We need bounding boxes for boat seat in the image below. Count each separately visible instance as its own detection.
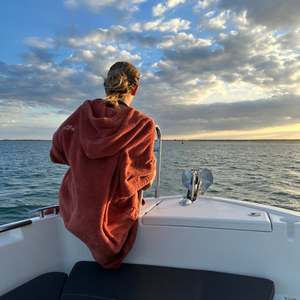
[60,261,275,300]
[0,272,68,300]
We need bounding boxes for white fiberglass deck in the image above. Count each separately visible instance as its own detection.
[1,195,300,299]
[142,196,272,231]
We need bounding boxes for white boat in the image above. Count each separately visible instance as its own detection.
[0,127,299,300]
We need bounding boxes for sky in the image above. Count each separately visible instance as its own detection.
[0,0,300,140]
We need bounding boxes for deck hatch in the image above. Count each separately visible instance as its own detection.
[142,198,272,232]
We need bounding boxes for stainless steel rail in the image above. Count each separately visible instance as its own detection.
[29,205,60,218]
[154,125,162,198]
[138,125,162,213]
[0,220,32,233]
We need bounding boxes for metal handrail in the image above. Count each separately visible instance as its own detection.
[0,220,32,233]
[139,125,162,213]
[154,125,162,198]
[29,205,60,218]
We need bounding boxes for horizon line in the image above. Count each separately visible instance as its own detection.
[1,139,300,142]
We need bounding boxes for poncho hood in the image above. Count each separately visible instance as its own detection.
[79,100,147,159]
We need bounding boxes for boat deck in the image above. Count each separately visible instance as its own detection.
[1,195,300,299]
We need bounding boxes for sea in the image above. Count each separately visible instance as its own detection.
[0,140,300,226]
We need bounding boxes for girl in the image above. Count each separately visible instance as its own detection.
[50,62,156,268]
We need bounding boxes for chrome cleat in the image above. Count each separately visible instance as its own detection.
[179,168,213,206]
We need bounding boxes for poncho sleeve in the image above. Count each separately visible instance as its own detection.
[50,129,69,165]
[49,105,83,166]
[119,118,157,198]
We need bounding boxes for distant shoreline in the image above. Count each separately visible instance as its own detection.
[171,139,300,142]
[1,139,300,142]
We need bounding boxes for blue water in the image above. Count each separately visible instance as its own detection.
[1,140,300,225]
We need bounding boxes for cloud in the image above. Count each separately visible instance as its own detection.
[152,24,300,97]
[194,0,300,32]
[61,45,141,73]
[63,0,144,14]
[21,50,56,64]
[152,3,167,16]
[19,37,60,64]
[137,35,158,48]
[23,37,57,49]
[141,95,300,136]
[138,68,226,107]
[0,67,80,109]
[0,38,142,114]
[2,0,300,139]
[4,13,298,122]
[0,61,56,78]
[57,25,158,50]
[0,100,29,121]
[197,10,229,31]
[277,29,300,51]
[131,18,191,33]
[217,0,300,30]
[157,32,211,49]
[193,0,218,11]
[152,0,186,17]
[58,26,128,48]
[0,103,67,139]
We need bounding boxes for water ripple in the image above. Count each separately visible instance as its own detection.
[1,140,300,225]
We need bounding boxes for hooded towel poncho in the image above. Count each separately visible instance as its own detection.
[50,99,156,268]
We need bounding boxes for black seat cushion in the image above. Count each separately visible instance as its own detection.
[60,261,275,300]
[0,272,68,300]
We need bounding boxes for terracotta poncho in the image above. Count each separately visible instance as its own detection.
[50,99,156,268]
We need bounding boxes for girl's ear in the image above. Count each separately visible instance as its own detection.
[132,86,138,96]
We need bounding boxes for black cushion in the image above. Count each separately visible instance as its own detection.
[60,261,275,300]
[0,272,68,300]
